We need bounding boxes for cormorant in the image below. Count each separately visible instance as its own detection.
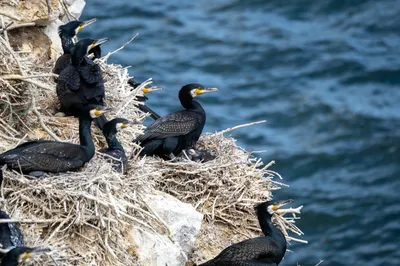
[0,211,24,259]
[99,118,140,174]
[200,199,293,266]
[53,18,97,76]
[186,148,216,162]
[135,84,218,159]
[1,247,49,266]
[56,38,109,128]
[0,106,110,177]
[127,78,164,120]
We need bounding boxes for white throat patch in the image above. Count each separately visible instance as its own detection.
[267,205,275,215]
[190,89,198,98]
[116,123,123,131]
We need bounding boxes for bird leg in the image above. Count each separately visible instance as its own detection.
[168,153,176,160]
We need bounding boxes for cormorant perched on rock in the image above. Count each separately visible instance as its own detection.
[0,106,111,177]
[127,78,164,120]
[0,210,24,259]
[135,84,218,159]
[99,118,140,174]
[56,38,109,128]
[200,199,293,266]
[1,247,50,266]
[53,18,97,76]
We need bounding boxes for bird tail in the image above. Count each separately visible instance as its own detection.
[137,104,161,120]
[94,115,108,130]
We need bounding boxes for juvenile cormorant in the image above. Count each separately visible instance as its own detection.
[186,148,216,162]
[200,199,293,266]
[127,78,164,120]
[135,84,218,159]
[56,38,109,128]
[1,247,49,266]
[53,18,97,76]
[99,118,140,174]
[0,210,24,259]
[0,106,110,176]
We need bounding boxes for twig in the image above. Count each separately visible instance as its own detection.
[0,11,20,21]
[0,218,67,224]
[6,22,36,31]
[32,107,62,141]
[0,21,14,34]
[1,16,10,43]
[215,120,267,136]
[100,34,139,61]
[1,74,58,80]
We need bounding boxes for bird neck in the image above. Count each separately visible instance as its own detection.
[60,32,74,54]
[182,99,204,112]
[258,211,283,238]
[106,134,124,150]
[79,116,95,158]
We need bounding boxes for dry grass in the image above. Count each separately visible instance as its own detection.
[0,23,306,265]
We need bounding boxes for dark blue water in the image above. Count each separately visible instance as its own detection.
[80,1,400,265]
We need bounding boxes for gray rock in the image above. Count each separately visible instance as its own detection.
[132,190,203,266]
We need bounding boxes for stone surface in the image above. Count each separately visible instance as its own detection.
[67,0,86,21]
[132,190,203,266]
[132,227,186,266]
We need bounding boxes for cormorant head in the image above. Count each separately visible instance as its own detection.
[179,84,218,107]
[71,38,109,65]
[128,79,164,94]
[256,199,294,216]
[87,106,113,119]
[58,18,97,38]
[1,247,50,265]
[142,85,164,94]
[102,118,141,137]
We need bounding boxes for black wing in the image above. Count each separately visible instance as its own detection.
[136,110,203,142]
[78,58,103,84]
[57,64,80,92]
[0,210,24,250]
[1,141,87,173]
[209,237,277,262]
[53,54,71,76]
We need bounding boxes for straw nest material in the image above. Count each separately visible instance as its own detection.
[0,28,305,265]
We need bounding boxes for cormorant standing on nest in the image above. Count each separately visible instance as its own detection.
[99,118,140,174]
[127,78,164,120]
[135,84,218,159]
[200,200,293,266]
[1,247,50,266]
[0,211,24,260]
[0,106,111,177]
[53,18,97,76]
[56,38,109,128]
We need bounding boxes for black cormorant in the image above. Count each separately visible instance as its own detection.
[99,118,140,174]
[127,78,164,120]
[0,211,24,259]
[200,199,293,266]
[56,38,109,128]
[0,106,110,176]
[1,247,49,266]
[53,18,97,76]
[186,148,216,162]
[135,83,218,159]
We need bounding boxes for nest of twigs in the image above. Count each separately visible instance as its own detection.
[0,25,305,266]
